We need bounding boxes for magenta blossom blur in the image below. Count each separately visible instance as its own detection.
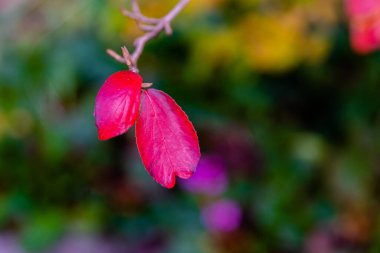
[49,232,126,253]
[180,155,228,196]
[201,199,242,233]
[345,0,380,53]
[0,233,25,253]
[304,228,334,253]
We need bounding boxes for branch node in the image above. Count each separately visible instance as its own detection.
[108,0,190,71]
[142,82,153,88]
[164,23,173,35]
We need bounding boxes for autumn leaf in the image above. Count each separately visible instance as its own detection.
[136,88,200,188]
[94,70,142,140]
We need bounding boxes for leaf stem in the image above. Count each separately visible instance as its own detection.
[107,0,190,72]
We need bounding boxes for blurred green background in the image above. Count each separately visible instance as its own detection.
[1,0,380,252]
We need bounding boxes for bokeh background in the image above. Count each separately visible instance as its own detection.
[1,0,380,252]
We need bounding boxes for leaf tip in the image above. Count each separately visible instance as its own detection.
[157,173,176,189]
[97,130,113,141]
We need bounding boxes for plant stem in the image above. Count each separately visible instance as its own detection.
[107,0,190,72]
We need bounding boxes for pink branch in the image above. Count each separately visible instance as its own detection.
[107,0,190,72]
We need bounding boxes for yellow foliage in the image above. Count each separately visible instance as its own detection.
[136,0,182,18]
[187,29,239,82]
[103,0,338,73]
[295,0,339,25]
[8,109,34,139]
[185,0,226,14]
[302,34,330,65]
[99,2,143,43]
[122,0,225,18]
[0,109,33,139]
[236,0,338,72]
[237,13,305,72]
[0,112,8,139]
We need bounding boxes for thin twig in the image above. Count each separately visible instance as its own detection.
[107,0,190,72]
[121,9,159,24]
[106,49,125,63]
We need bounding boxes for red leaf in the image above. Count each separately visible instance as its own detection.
[136,89,201,188]
[95,71,142,140]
